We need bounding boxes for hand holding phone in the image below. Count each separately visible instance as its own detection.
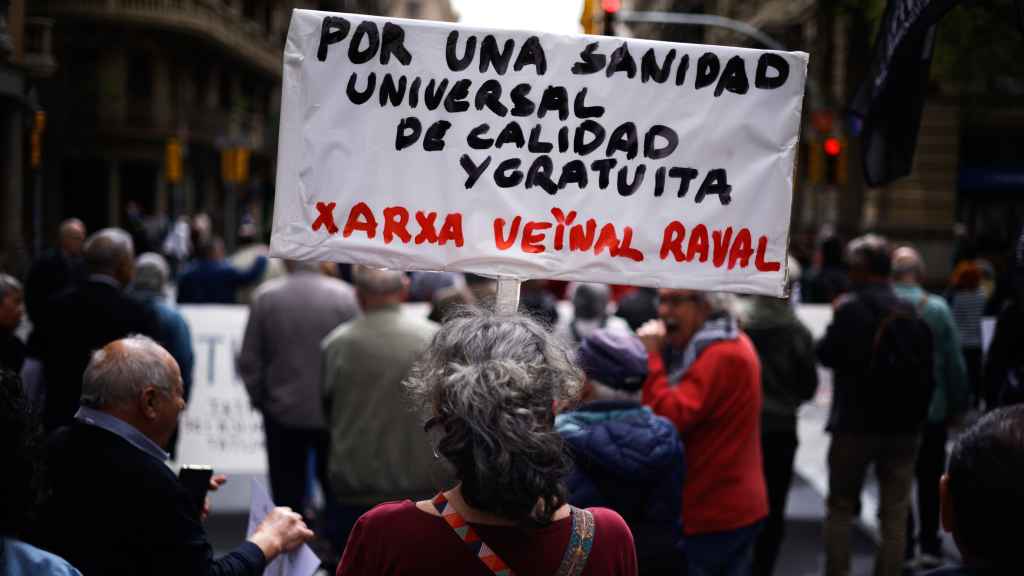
[178,465,214,519]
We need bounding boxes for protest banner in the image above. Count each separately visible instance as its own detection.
[176,305,265,473]
[271,10,808,296]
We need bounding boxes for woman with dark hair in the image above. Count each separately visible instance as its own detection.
[335,310,637,576]
[0,369,81,574]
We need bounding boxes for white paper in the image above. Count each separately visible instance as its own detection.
[981,316,997,359]
[271,10,808,297]
[247,479,322,576]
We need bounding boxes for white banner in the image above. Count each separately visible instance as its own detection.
[271,10,808,296]
[176,306,265,473]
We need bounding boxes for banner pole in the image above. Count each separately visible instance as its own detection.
[494,277,521,315]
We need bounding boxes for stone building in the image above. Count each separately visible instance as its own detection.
[0,0,58,273]
[606,0,1024,286]
[8,0,453,261]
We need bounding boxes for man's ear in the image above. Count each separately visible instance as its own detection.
[139,387,160,420]
[940,473,954,534]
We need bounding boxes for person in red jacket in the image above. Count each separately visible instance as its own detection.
[638,289,768,576]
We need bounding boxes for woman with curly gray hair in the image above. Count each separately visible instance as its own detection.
[336,309,638,576]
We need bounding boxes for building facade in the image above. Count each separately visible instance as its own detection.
[608,0,1023,287]
[4,0,453,265]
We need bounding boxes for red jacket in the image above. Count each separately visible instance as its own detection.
[642,333,768,535]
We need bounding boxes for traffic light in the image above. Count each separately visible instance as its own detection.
[581,0,598,35]
[30,111,46,170]
[824,137,847,186]
[220,147,250,184]
[165,137,182,184]
[603,0,620,36]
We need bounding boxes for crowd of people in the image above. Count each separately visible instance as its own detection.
[0,215,1022,576]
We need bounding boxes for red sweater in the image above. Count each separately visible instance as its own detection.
[642,334,768,535]
[336,500,637,575]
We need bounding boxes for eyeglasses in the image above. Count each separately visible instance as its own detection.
[658,294,702,307]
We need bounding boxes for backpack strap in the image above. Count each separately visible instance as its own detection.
[431,493,515,576]
[555,507,596,576]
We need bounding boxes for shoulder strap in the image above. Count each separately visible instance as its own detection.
[431,494,595,576]
[555,507,595,576]
[431,493,514,576]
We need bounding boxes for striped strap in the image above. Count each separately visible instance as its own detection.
[432,492,515,576]
[431,493,595,576]
[555,507,595,576]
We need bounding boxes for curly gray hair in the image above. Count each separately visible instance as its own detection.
[405,308,583,525]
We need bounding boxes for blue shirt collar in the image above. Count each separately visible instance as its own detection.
[75,406,169,462]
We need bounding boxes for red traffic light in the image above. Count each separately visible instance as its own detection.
[824,137,842,157]
[602,0,621,13]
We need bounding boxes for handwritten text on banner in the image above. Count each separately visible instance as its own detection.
[271,10,808,296]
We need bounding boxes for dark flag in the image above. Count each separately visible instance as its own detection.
[850,0,961,187]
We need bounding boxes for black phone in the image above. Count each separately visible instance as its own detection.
[178,465,214,518]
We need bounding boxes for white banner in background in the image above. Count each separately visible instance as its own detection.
[176,306,265,473]
[272,10,808,296]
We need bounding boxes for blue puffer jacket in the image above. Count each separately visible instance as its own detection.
[556,400,686,576]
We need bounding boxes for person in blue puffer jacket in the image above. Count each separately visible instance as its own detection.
[557,328,687,576]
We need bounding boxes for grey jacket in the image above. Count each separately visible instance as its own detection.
[238,271,359,429]
[321,305,439,505]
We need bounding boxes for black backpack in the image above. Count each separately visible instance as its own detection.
[863,295,935,431]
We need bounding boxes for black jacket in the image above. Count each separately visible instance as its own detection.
[743,298,818,433]
[817,282,932,434]
[24,250,85,352]
[0,332,26,374]
[32,422,266,576]
[36,279,159,430]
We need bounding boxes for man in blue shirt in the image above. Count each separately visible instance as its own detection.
[177,237,267,304]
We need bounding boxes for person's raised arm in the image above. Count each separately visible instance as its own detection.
[637,319,711,434]
[230,255,268,288]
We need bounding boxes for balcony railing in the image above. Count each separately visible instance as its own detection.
[39,0,282,78]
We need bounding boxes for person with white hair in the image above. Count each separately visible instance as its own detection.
[0,273,26,373]
[321,266,438,547]
[37,228,160,431]
[553,282,631,346]
[336,310,637,575]
[32,336,313,575]
[892,245,969,569]
[131,252,195,457]
[637,288,767,576]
